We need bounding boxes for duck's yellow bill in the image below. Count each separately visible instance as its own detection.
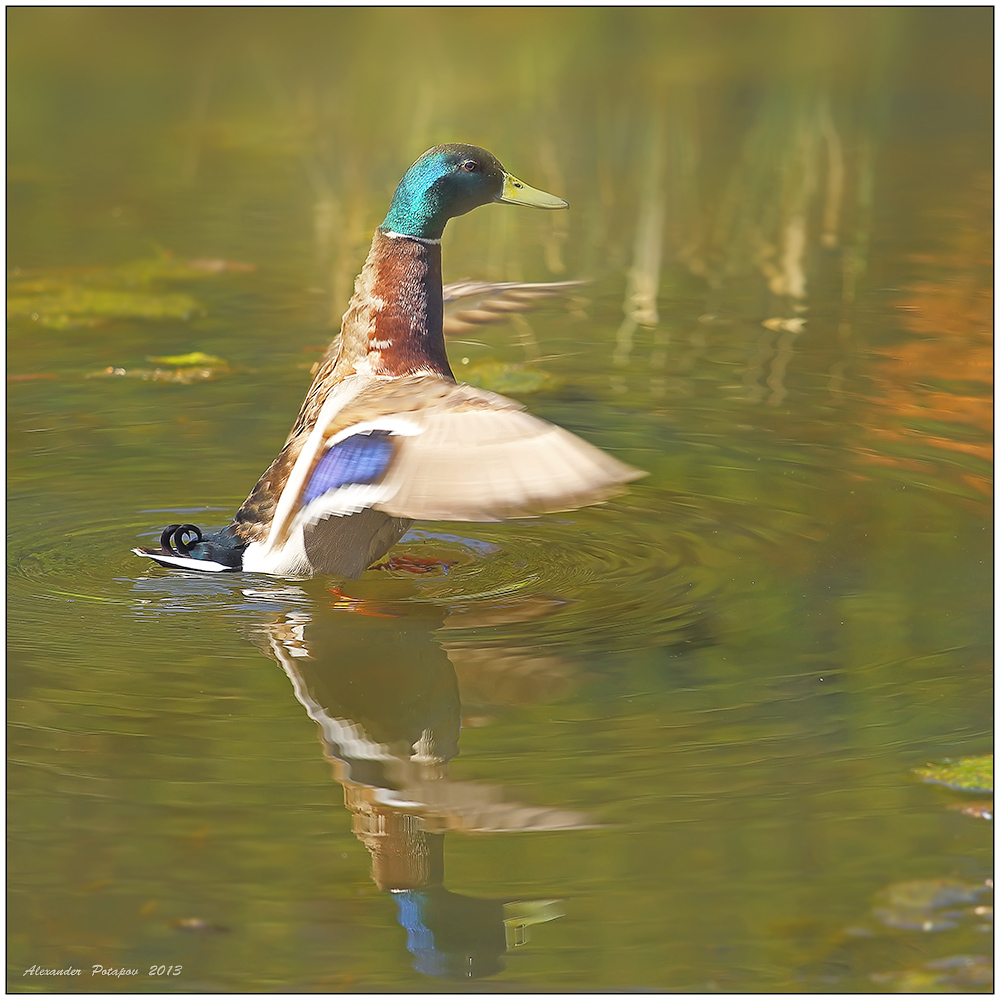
[496,172,568,209]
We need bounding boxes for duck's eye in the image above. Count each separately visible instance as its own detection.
[460,160,479,172]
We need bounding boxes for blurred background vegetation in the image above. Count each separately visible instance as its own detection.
[8,7,989,284]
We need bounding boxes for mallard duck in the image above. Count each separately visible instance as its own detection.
[134,144,644,577]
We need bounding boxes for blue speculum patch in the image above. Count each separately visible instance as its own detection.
[303,430,396,505]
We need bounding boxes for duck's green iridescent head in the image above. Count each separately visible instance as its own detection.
[380,143,567,241]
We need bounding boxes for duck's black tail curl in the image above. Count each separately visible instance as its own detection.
[134,522,246,573]
[159,523,204,558]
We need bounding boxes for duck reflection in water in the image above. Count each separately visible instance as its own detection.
[247,588,590,980]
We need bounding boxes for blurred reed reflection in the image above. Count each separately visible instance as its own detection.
[609,83,882,412]
[246,588,590,980]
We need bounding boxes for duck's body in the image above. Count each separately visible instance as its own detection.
[135,144,643,578]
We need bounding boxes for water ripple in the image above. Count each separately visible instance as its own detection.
[8,488,819,662]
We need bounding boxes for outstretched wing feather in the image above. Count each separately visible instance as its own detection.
[372,397,643,521]
[442,279,587,336]
[261,375,643,553]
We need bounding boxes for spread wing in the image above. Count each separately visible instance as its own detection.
[372,389,641,521]
[442,279,586,335]
[255,375,644,560]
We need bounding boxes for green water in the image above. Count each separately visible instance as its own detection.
[7,8,992,993]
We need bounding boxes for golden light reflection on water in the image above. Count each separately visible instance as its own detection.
[859,174,993,496]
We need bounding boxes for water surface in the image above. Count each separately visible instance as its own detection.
[8,8,992,993]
